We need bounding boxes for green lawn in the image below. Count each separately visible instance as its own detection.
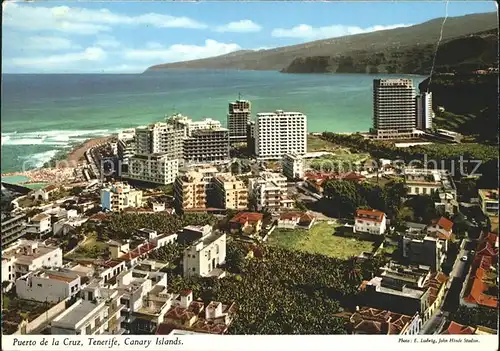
[307,134,343,152]
[268,221,375,259]
[66,234,109,259]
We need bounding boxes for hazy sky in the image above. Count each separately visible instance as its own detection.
[2,1,497,73]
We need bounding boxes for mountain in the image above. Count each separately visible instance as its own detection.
[283,28,498,74]
[146,12,498,73]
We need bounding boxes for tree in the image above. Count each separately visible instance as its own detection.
[450,306,498,330]
[323,180,365,217]
[70,186,84,196]
[405,195,438,223]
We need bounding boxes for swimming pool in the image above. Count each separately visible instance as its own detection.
[1,175,31,184]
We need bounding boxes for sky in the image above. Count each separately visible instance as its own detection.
[2,1,497,73]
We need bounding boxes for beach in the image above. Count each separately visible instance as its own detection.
[1,136,112,185]
[66,136,112,163]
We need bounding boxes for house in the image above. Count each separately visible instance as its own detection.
[277,212,315,230]
[156,291,237,335]
[404,169,456,199]
[423,272,448,320]
[16,268,81,303]
[2,240,63,283]
[50,280,125,335]
[337,307,421,335]
[427,217,453,240]
[400,234,446,272]
[440,321,476,335]
[354,209,387,235]
[462,232,498,309]
[100,182,143,212]
[359,264,434,322]
[182,227,226,278]
[32,185,59,201]
[229,212,263,235]
[25,213,52,237]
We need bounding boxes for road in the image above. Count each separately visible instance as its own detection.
[420,243,471,334]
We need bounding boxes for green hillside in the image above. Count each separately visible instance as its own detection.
[146,12,498,73]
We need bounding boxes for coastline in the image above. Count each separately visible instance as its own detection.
[1,136,113,184]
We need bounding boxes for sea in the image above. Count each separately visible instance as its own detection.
[1,70,425,174]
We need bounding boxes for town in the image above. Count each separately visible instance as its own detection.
[1,77,498,337]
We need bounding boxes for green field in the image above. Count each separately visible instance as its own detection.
[307,134,341,152]
[268,221,375,259]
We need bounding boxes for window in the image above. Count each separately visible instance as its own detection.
[37,283,42,287]
[192,268,195,272]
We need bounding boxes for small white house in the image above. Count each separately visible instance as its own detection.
[32,185,59,201]
[16,269,81,303]
[354,209,387,235]
[26,213,52,236]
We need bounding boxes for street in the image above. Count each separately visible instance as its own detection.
[420,243,472,334]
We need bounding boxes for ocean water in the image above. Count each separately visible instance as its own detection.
[1,70,425,173]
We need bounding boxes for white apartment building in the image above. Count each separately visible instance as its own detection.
[416,92,433,131]
[183,229,226,278]
[404,168,456,199]
[282,152,305,180]
[254,110,307,159]
[126,153,179,185]
[16,268,81,303]
[135,122,184,160]
[248,172,294,212]
[25,213,52,236]
[166,114,222,137]
[373,79,417,137]
[2,240,63,282]
[227,99,251,144]
[51,280,125,335]
[354,209,387,235]
[100,182,143,212]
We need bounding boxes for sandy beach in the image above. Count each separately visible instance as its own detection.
[2,136,112,185]
[67,136,113,163]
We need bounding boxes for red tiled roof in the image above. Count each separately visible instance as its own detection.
[355,209,385,223]
[180,290,192,297]
[279,212,302,221]
[299,213,315,223]
[89,213,110,222]
[432,217,454,232]
[43,185,58,192]
[463,236,498,309]
[347,307,413,335]
[164,306,196,322]
[230,212,263,225]
[119,241,157,260]
[441,321,476,335]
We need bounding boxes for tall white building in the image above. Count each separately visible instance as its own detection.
[135,122,184,160]
[126,153,179,185]
[373,79,417,138]
[254,110,307,159]
[227,99,251,144]
[416,92,433,131]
